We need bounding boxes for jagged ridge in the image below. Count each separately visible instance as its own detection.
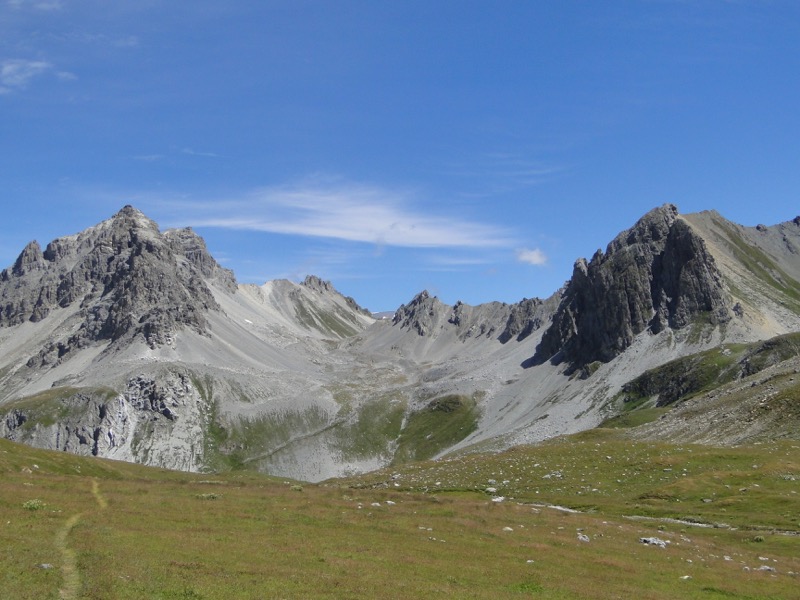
[0,206,235,366]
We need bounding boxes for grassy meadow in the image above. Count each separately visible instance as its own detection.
[1,428,798,599]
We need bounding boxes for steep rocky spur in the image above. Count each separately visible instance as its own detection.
[534,204,731,369]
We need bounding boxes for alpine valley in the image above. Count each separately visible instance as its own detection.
[1,204,799,482]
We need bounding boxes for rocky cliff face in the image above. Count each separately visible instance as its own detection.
[0,371,210,471]
[0,206,235,366]
[534,204,731,368]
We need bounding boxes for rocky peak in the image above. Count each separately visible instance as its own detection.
[0,206,233,364]
[302,275,334,294]
[533,204,731,369]
[607,203,678,254]
[392,291,444,336]
[298,275,371,316]
[164,227,237,292]
[11,240,44,277]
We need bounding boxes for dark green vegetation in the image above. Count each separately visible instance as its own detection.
[1,387,116,431]
[2,427,798,599]
[392,394,481,465]
[207,391,480,472]
[618,333,800,409]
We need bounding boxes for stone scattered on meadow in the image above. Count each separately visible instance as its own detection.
[640,537,669,548]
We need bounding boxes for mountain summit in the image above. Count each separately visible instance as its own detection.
[1,205,798,480]
[1,205,235,359]
[534,204,731,369]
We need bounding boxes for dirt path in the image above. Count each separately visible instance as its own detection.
[55,513,82,600]
[91,479,108,509]
[56,479,108,599]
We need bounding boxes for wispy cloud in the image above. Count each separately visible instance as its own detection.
[7,0,62,10]
[445,152,565,198]
[428,255,493,267]
[181,148,219,158]
[516,247,548,266]
[49,32,140,48]
[163,180,514,249]
[0,58,51,93]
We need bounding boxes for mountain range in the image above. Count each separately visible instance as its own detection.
[1,204,799,481]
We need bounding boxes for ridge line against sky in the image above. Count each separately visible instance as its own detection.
[1,1,799,311]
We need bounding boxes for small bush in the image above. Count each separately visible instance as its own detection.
[23,499,45,511]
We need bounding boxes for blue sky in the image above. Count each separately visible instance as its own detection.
[1,1,799,311]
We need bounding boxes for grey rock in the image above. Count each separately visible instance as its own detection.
[12,241,44,277]
[533,204,730,369]
[1,205,232,360]
[499,297,556,343]
[302,274,371,316]
[393,291,441,336]
[640,536,669,548]
[0,371,211,471]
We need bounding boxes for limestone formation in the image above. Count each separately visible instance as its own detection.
[1,205,233,361]
[533,204,731,368]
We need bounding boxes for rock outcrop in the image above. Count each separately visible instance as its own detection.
[392,291,444,336]
[0,371,210,471]
[0,206,235,365]
[498,296,559,343]
[302,274,371,316]
[533,204,731,368]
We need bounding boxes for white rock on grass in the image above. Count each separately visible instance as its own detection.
[640,537,669,548]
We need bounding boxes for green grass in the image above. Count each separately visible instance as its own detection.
[601,406,669,428]
[331,394,406,461]
[392,394,481,465]
[618,333,800,410]
[3,386,118,430]
[0,430,800,599]
[2,429,798,599]
[207,405,332,471]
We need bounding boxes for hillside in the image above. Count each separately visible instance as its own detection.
[0,204,799,481]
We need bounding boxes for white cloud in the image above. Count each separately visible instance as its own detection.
[0,58,51,93]
[445,152,565,198]
[167,180,513,249]
[516,247,548,266]
[112,35,139,48]
[182,148,219,158]
[7,0,62,10]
